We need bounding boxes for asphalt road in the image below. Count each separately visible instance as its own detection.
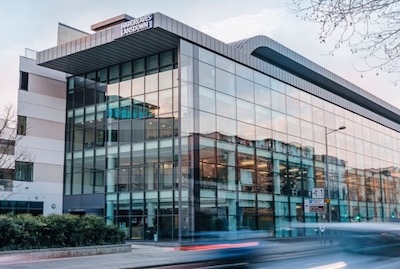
[254,251,400,269]
[1,239,399,269]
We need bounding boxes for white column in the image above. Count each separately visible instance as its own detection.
[106,157,115,224]
[147,202,155,228]
[226,150,237,230]
[228,199,237,231]
[273,159,281,195]
[227,151,236,191]
[147,165,154,190]
[307,165,315,193]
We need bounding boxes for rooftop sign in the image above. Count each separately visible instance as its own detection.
[120,14,153,37]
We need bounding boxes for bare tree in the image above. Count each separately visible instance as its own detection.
[0,104,32,197]
[287,0,400,82]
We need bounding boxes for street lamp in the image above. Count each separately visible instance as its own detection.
[325,125,346,222]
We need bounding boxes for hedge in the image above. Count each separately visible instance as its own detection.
[0,214,125,251]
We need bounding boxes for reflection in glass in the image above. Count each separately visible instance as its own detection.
[255,105,271,129]
[271,78,285,93]
[199,61,215,89]
[254,71,271,88]
[236,77,254,102]
[198,47,215,65]
[287,116,300,137]
[199,111,216,136]
[285,85,299,98]
[216,68,235,96]
[237,99,255,124]
[159,70,173,90]
[236,63,253,80]
[271,90,286,113]
[216,92,236,119]
[217,116,237,139]
[64,42,400,241]
[119,80,131,98]
[132,77,144,96]
[145,73,158,93]
[106,83,119,100]
[199,87,216,113]
[301,121,313,141]
[255,84,271,108]
[216,54,235,73]
[237,122,255,142]
[286,96,300,117]
[272,111,287,133]
[158,89,173,115]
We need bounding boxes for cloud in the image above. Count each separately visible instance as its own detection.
[198,9,283,43]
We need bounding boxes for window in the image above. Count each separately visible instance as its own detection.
[14,161,33,181]
[0,168,14,180]
[0,201,43,215]
[91,171,104,187]
[0,139,15,155]
[17,115,27,136]
[20,71,29,91]
[0,179,13,191]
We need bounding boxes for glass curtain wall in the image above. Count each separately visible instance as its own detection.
[65,38,400,241]
[180,39,400,238]
[65,49,180,241]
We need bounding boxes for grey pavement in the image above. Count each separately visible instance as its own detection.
[0,240,340,269]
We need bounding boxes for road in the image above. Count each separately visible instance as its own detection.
[1,240,400,269]
[254,251,400,269]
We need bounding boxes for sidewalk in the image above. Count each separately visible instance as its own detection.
[0,239,340,269]
[0,244,190,269]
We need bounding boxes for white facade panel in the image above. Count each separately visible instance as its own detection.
[14,55,66,216]
[18,90,66,111]
[1,181,63,215]
[29,73,66,99]
[17,101,65,123]
[20,56,66,83]
[16,146,64,166]
[34,163,64,184]
[18,136,64,152]
[27,118,65,140]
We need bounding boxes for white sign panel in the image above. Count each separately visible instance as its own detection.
[305,198,324,213]
[312,188,324,199]
[120,14,153,37]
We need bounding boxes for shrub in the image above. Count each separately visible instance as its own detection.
[0,214,125,251]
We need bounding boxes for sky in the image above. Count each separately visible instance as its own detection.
[1,0,399,110]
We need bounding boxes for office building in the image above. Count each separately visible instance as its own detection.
[31,13,400,240]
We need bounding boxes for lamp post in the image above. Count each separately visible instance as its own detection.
[325,126,346,222]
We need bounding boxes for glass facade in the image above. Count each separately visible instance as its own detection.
[65,49,179,240]
[65,39,400,241]
[180,40,400,238]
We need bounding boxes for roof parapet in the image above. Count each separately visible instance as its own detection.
[91,14,134,32]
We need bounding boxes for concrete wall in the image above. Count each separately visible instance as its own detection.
[11,55,66,215]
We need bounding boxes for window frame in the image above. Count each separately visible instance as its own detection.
[14,161,34,182]
[17,115,27,136]
[19,71,29,91]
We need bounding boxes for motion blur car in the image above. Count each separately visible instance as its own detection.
[336,222,400,256]
[293,222,400,257]
[176,231,267,268]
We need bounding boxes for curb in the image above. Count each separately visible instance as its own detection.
[0,244,131,264]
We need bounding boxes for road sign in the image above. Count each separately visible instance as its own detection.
[304,198,324,213]
[312,188,324,199]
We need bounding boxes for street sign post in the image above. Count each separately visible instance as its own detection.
[312,188,324,199]
[304,198,324,213]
